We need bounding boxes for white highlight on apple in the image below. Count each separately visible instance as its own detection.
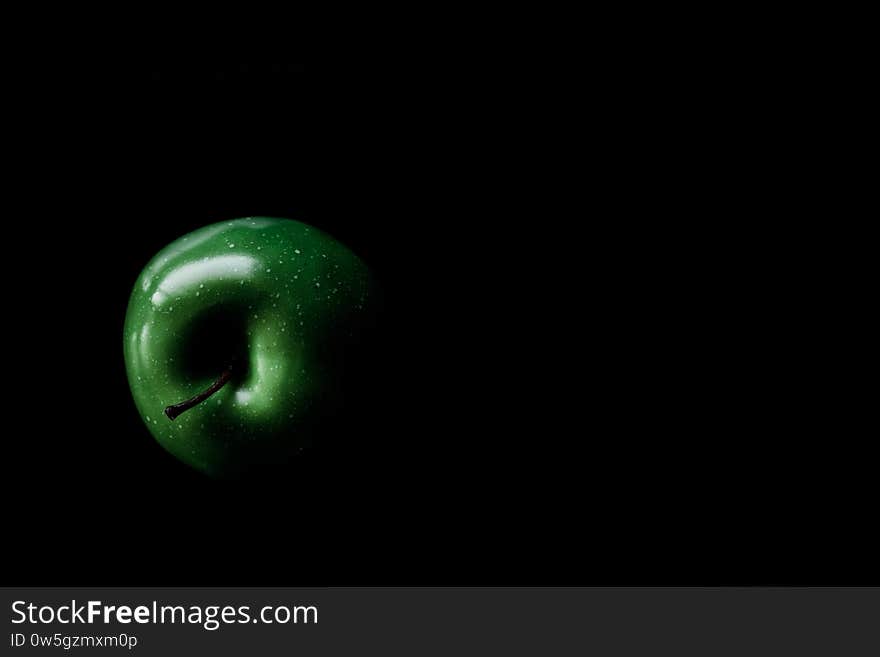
[150,255,258,307]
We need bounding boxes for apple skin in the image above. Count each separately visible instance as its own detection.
[123,217,375,477]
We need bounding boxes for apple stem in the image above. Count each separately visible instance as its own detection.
[164,368,233,421]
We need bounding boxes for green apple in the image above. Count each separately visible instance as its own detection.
[123,217,375,477]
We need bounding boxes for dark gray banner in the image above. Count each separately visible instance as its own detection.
[1,588,878,655]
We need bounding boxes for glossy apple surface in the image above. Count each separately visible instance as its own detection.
[123,217,375,477]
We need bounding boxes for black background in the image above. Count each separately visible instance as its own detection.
[2,58,872,585]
